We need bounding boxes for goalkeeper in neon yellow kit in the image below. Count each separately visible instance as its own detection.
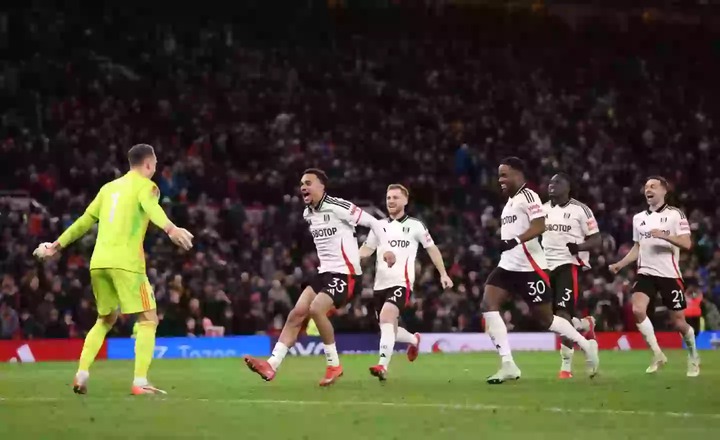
[33,144,194,395]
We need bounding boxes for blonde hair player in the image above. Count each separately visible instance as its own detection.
[359,184,453,381]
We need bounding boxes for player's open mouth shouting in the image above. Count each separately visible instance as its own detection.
[301,188,312,204]
[645,188,656,203]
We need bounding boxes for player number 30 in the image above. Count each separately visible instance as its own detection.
[527,281,546,296]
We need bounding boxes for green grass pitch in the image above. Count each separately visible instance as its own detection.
[1,350,719,439]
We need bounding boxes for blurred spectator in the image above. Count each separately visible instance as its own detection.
[1,300,20,339]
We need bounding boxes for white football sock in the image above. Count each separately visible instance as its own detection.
[323,343,340,367]
[396,326,418,345]
[268,342,289,370]
[483,311,513,363]
[379,323,395,368]
[549,316,590,352]
[637,317,662,355]
[133,377,149,387]
[560,343,574,372]
[572,317,589,332]
[681,326,698,358]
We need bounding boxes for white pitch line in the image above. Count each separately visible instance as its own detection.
[1,396,719,420]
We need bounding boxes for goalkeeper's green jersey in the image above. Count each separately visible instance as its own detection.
[57,170,171,274]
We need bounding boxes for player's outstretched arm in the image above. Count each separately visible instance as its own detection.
[138,184,194,250]
[609,242,639,274]
[425,245,453,289]
[359,230,379,260]
[39,192,102,257]
[356,213,396,267]
[359,245,376,259]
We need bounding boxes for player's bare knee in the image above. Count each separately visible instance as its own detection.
[378,304,399,325]
[138,309,159,325]
[537,313,554,330]
[308,299,329,320]
[556,310,571,322]
[671,313,689,332]
[288,305,309,325]
[480,296,500,313]
[631,303,647,321]
[99,311,118,327]
[532,304,554,329]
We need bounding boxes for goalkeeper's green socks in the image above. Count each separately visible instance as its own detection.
[133,321,157,386]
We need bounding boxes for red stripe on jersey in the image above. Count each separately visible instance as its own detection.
[340,241,356,301]
[355,209,363,224]
[521,243,551,286]
[571,265,579,303]
[404,257,411,307]
[671,254,685,290]
[671,254,682,279]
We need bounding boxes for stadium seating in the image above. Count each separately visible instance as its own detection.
[1,5,719,339]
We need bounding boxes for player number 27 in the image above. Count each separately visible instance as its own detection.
[108,192,121,223]
[527,281,546,296]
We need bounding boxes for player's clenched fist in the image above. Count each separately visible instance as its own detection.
[168,226,194,250]
[608,263,621,274]
[383,250,396,268]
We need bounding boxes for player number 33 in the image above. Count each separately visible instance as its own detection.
[327,277,347,296]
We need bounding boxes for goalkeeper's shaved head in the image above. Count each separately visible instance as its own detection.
[128,144,158,178]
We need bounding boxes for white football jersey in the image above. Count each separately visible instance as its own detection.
[499,185,547,272]
[542,199,600,270]
[363,215,435,291]
[303,194,364,275]
[632,204,690,278]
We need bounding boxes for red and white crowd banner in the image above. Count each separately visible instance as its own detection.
[0,339,105,363]
[419,332,557,353]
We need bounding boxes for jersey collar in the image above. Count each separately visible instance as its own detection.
[550,198,571,208]
[388,214,409,223]
[512,184,527,198]
[647,203,668,215]
[311,193,328,211]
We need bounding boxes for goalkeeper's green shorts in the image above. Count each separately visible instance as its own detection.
[90,268,155,316]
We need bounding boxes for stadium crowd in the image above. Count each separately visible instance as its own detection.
[2,5,720,340]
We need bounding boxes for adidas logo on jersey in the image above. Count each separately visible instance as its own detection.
[532,296,542,303]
